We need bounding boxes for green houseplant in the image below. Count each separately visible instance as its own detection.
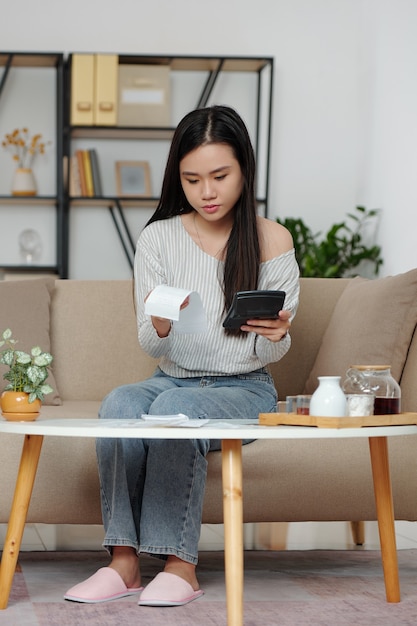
[277,206,383,278]
[0,328,53,420]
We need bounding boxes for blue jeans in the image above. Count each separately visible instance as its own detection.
[96,367,277,565]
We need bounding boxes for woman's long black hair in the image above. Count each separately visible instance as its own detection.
[146,105,260,330]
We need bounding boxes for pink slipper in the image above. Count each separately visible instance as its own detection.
[138,572,204,607]
[64,567,143,603]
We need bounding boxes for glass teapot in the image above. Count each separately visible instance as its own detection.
[342,365,401,415]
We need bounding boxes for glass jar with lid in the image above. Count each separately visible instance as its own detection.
[342,365,401,415]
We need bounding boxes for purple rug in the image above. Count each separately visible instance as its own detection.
[2,549,417,625]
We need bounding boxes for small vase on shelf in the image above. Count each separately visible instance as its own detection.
[11,167,37,196]
[310,376,347,417]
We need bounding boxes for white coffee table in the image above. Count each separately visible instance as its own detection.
[1,416,416,625]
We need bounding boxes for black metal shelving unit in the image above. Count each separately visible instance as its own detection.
[0,52,65,276]
[0,53,273,277]
[64,54,274,272]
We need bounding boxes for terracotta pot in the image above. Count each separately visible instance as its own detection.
[0,391,41,421]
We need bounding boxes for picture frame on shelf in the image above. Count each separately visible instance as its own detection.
[115,161,151,197]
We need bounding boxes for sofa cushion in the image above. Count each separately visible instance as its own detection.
[0,277,61,405]
[304,269,417,394]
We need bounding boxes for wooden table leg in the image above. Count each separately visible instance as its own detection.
[221,439,243,626]
[368,436,400,603]
[0,434,44,609]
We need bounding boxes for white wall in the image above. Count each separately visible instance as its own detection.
[357,0,417,275]
[1,0,416,277]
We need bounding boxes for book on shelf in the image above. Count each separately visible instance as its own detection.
[89,149,103,196]
[71,149,103,197]
[75,150,87,196]
[63,155,69,192]
[82,150,94,197]
[69,154,81,196]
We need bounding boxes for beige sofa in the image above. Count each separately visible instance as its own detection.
[1,275,417,532]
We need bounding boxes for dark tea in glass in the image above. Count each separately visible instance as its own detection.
[374,397,401,415]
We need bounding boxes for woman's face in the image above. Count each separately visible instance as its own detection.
[179,143,244,223]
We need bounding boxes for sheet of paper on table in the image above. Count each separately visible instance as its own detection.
[144,285,207,334]
[141,414,209,427]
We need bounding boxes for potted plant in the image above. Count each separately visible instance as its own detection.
[277,206,383,278]
[0,328,54,421]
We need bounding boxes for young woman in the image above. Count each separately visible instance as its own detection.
[64,105,299,607]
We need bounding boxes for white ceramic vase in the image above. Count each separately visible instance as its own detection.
[310,376,347,417]
[11,167,37,196]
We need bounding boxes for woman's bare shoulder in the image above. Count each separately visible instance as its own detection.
[257,216,294,261]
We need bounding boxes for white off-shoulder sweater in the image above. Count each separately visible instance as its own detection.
[134,216,300,378]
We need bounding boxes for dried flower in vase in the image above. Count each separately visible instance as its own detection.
[1,128,51,169]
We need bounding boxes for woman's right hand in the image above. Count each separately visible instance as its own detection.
[146,292,190,338]
[151,316,172,338]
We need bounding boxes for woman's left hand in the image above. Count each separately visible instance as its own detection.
[240,309,291,342]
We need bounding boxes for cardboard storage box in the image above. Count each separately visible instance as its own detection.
[117,64,170,127]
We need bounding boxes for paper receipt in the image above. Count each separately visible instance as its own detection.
[144,285,207,334]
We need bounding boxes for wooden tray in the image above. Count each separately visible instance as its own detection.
[258,412,417,429]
